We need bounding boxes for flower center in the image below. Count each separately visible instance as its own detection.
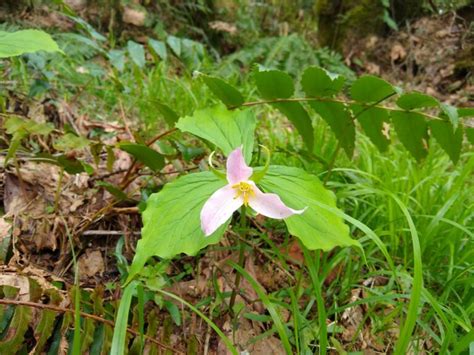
[232,181,255,206]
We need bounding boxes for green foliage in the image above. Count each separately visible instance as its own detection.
[301,66,345,97]
[259,166,359,251]
[118,142,165,172]
[350,75,397,103]
[391,111,428,161]
[201,74,244,108]
[176,104,256,163]
[0,29,62,58]
[127,172,229,281]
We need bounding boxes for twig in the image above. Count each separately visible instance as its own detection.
[0,298,184,354]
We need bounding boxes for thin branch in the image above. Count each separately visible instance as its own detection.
[0,298,184,354]
[233,97,472,127]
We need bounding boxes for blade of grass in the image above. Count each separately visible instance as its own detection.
[155,289,238,355]
[229,261,292,355]
[301,245,327,355]
[111,281,137,355]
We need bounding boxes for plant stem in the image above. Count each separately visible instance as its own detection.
[228,206,247,316]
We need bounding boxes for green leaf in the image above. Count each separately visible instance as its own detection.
[254,69,294,99]
[0,29,62,58]
[127,40,146,68]
[127,172,229,281]
[351,105,390,152]
[396,92,439,110]
[301,66,345,97]
[154,101,179,126]
[176,104,256,163]
[439,103,459,130]
[164,301,181,326]
[166,36,181,56]
[258,166,359,251]
[254,69,313,150]
[309,101,355,157]
[96,181,129,201]
[391,111,428,161]
[201,75,244,108]
[273,102,314,151]
[148,39,167,60]
[458,108,474,118]
[351,75,396,103]
[0,305,32,353]
[108,49,125,72]
[430,120,463,164]
[119,142,165,172]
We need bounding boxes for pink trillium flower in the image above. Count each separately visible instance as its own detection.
[200,147,307,236]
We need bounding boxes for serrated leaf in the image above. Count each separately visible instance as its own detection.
[351,75,396,103]
[167,36,181,56]
[127,172,229,281]
[273,102,314,151]
[301,66,345,97]
[259,166,359,251]
[254,69,294,99]
[396,92,439,110]
[119,142,165,172]
[0,29,62,58]
[154,101,179,126]
[127,40,146,68]
[201,75,244,108]
[309,101,355,157]
[351,105,390,152]
[429,120,463,164]
[176,104,256,163]
[148,39,167,60]
[391,111,428,161]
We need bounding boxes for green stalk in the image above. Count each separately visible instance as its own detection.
[228,205,247,315]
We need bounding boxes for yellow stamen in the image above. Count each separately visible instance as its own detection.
[232,181,255,206]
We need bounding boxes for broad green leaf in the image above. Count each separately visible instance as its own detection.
[167,35,181,56]
[127,172,229,281]
[119,142,165,172]
[148,39,167,60]
[309,101,355,157]
[254,69,313,150]
[396,92,439,110]
[351,105,390,152]
[107,49,125,71]
[301,66,345,97]
[350,75,396,103]
[201,75,244,108]
[176,104,256,163]
[127,40,146,68]
[430,120,463,164]
[391,111,428,161]
[0,29,62,58]
[273,102,314,151]
[259,166,359,251]
[254,69,294,99]
[439,103,459,130]
[154,101,179,126]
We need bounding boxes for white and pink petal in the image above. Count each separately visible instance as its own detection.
[200,184,243,237]
[226,146,252,184]
[248,182,306,219]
